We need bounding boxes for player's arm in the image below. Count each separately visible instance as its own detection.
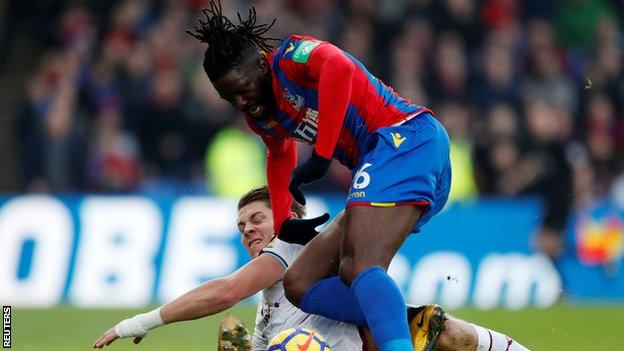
[264,135,298,233]
[92,255,284,349]
[160,254,283,322]
[307,43,355,160]
[244,116,298,234]
[262,134,331,238]
[288,43,356,204]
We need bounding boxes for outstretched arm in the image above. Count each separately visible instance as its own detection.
[161,254,283,322]
[92,255,284,348]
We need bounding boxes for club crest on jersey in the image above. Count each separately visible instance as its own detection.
[266,237,277,248]
[283,87,304,112]
[283,42,295,57]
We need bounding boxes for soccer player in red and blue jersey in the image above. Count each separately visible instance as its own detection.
[187,3,450,351]
[188,3,451,351]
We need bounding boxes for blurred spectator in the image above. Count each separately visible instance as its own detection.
[498,101,573,259]
[430,0,482,50]
[0,1,7,68]
[139,67,191,178]
[389,19,431,104]
[473,101,522,195]
[437,100,478,203]
[481,0,520,32]
[556,0,619,52]
[15,50,88,192]
[582,92,622,197]
[205,122,266,197]
[523,19,576,113]
[428,32,469,103]
[87,106,141,192]
[339,17,374,67]
[474,35,520,108]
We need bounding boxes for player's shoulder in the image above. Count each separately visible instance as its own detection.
[262,237,304,254]
[276,34,326,64]
[281,34,325,47]
[260,237,303,268]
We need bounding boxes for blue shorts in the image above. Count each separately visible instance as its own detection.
[346,113,451,232]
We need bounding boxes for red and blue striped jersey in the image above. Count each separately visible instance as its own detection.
[245,35,431,231]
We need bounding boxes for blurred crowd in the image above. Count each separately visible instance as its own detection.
[4,0,624,255]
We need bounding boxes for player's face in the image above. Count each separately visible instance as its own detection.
[213,55,274,120]
[237,200,275,258]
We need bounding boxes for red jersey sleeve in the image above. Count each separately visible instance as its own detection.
[244,117,296,233]
[306,44,355,159]
[280,40,356,160]
[264,136,297,233]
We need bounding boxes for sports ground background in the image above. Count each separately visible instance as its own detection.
[12,305,624,350]
[1,0,624,350]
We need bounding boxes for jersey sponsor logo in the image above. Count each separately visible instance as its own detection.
[282,87,304,112]
[296,331,315,351]
[292,40,320,63]
[347,191,366,201]
[283,42,295,57]
[352,163,372,189]
[292,108,319,143]
[391,132,406,148]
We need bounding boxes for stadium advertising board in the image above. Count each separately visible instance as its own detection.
[0,195,622,308]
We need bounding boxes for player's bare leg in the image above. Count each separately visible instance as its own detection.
[438,317,530,351]
[407,304,531,351]
[283,212,344,306]
[436,317,476,351]
[339,205,420,282]
[339,205,421,351]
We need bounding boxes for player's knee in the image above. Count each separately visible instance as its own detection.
[437,317,477,351]
[282,268,306,307]
[338,256,370,286]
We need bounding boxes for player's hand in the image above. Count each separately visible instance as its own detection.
[93,313,154,349]
[92,327,143,348]
[289,152,332,205]
[279,212,330,244]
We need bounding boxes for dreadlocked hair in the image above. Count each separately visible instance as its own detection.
[186,0,280,81]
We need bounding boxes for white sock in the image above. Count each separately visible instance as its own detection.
[472,324,530,351]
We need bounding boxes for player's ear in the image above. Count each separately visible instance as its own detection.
[257,51,269,77]
[290,211,300,219]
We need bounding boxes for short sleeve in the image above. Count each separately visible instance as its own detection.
[260,238,303,269]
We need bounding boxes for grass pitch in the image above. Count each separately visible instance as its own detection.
[11,304,624,350]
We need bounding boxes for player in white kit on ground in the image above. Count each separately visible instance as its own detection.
[92,186,361,350]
